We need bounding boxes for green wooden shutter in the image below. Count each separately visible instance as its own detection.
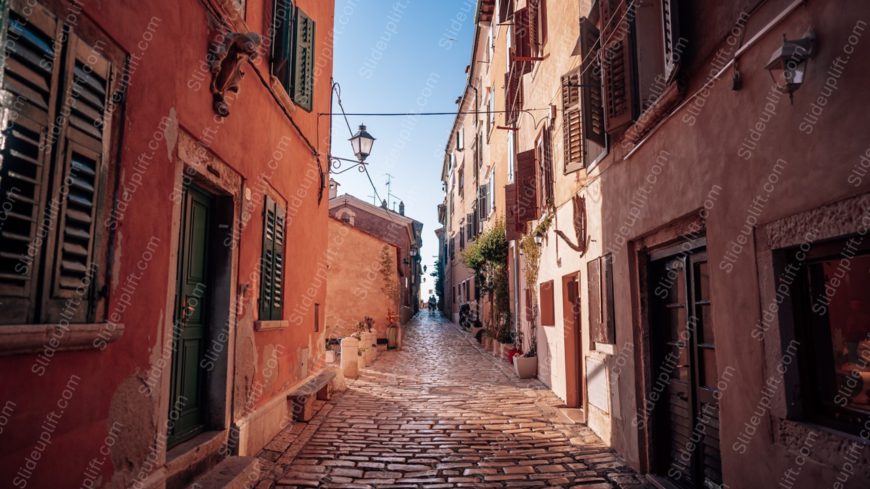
[259,196,286,320]
[271,202,286,319]
[292,8,315,111]
[271,0,294,91]
[260,196,276,319]
[0,4,60,323]
[42,33,112,322]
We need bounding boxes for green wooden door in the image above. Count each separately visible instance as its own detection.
[168,185,212,446]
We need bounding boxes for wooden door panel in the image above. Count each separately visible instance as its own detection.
[168,186,212,446]
[649,248,721,488]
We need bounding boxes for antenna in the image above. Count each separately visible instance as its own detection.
[384,173,394,209]
[367,194,377,205]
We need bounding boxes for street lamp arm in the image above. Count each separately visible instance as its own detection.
[329,156,369,175]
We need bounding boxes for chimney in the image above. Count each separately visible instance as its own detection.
[329,180,340,199]
[381,199,388,209]
[399,201,405,216]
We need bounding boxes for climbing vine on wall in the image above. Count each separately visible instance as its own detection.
[461,220,510,334]
[379,246,399,313]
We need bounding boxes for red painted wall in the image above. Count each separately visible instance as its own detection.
[0,0,334,486]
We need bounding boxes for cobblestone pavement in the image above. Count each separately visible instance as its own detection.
[255,313,650,489]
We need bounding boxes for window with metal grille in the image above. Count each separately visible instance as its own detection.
[0,1,125,325]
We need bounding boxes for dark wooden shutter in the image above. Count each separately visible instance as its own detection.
[505,68,523,125]
[662,0,681,80]
[572,195,587,254]
[478,185,487,222]
[0,5,59,322]
[562,70,582,173]
[603,254,615,343]
[42,33,114,321]
[587,257,603,343]
[516,149,538,224]
[512,7,532,74]
[260,196,277,320]
[260,196,286,320]
[466,213,473,240]
[292,8,315,111]
[540,280,554,326]
[272,203,286,319]
[599,0,634,132]
[589,255,615,344]
[529,0,547,56]
[540,126,554,208]
[504,183,521,241]
[580,17,606,146]
[271,0,295,91]
[498,0,514,23]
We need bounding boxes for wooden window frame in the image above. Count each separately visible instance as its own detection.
[785,236,870,435]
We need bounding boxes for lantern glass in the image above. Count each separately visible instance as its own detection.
[765,32,815,96]
[350,124,375,162]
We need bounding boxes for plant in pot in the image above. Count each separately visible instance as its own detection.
[325,336,341,363]
[514,342,538,379]
[470,318,484,343]
[496,319,514,361]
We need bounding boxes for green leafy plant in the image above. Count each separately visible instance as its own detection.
[461,220,510,335]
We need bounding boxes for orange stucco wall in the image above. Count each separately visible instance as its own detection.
[0,0,334,486]
[325,218,400,340]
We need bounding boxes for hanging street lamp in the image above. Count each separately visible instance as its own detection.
[350,124,376,162]
[330,123,376,174]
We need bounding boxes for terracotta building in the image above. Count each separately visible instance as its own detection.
[328,190,423,325]
[440,0,870,487]
[324,216,401,340]
[0,0,335,486]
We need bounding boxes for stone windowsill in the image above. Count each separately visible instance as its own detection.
[254,320,289,331]
[0,322,124,356]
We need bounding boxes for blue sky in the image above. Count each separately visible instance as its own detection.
[330,0,476,298]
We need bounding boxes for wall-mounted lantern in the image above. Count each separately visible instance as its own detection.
[350,124,376,162]
[765,31,816,102]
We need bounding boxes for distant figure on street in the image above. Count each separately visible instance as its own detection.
[428,296,437,315]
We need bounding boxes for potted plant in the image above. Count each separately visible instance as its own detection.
[514,346,538,379]
[513,330,538,378]
[325,336,341,364]
[496,320,514,361]
[470,318,483,342]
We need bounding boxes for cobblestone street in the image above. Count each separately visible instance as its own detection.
[255,314,649,489]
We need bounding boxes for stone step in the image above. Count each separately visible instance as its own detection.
[187,456,260,489]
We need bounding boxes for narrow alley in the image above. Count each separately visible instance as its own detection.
[255,313,646,489]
